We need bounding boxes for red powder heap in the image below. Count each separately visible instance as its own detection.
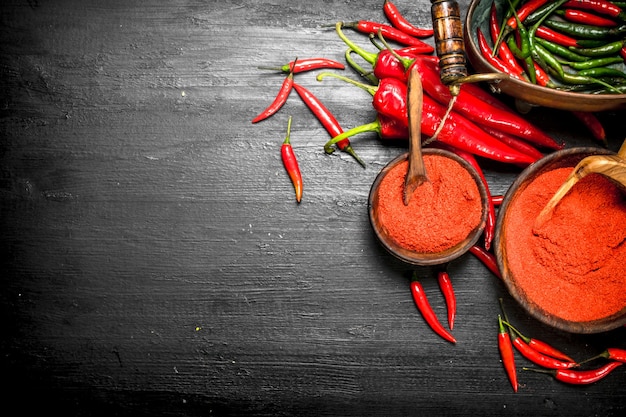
[376,155,482,253]
[505,168,626,323]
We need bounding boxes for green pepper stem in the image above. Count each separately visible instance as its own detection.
[334,21,377,66]
[344,48,379,85]
[316,72,377,96]
[283,115,293,145]
[323,121,381,153]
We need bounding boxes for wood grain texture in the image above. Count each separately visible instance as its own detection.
[1,0,625,416]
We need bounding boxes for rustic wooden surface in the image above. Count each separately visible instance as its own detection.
[1,0,625,415]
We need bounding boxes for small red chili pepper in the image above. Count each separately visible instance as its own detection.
[489,2,527,79]
[578,348,626,365]
[477,28,525,80]
[322,114,409,154]
[437,269,456,330]
[563,0,626,20]
[281,116,302,203]
[491,195,504,207]
[524,362,623,385]
[512,336,577,369]
[498,315,518,392]
[531,60,554,88]
[561,8,618,26]
[410,277,456,344]
[292,82,365,167]
[383,0,434,38]
[535,26,579,48]
[342,20,435,48]
[480,126,545,161]
[252,58,297,123]
[258,57,345,74]
[571,111,607,146]
[621,45,626,61]
[469,245,502,279]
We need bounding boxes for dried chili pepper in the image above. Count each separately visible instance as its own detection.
[411,276,456,344]
[560,8,619,26]
[252,58,297,123]
[281,116,302,203]
[292,82,365,167]
[524,362,623,384]
[383,0,433,37]
[498,315,518,392]
[341,20,435,49]
[564,0,626,20]
[258,57,345,74]
[437,269,456,330]
[577,347,626,365]
[469,245,501,279]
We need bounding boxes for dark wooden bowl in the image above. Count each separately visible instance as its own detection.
[494,147,626,333]
[368,149,488,266]
[464,0,626,112]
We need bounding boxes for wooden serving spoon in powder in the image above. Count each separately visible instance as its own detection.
[535,138,626,227]
[403,66,428,206]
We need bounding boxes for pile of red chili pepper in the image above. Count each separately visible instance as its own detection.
[250,0,624,390]
[483,0,626,94]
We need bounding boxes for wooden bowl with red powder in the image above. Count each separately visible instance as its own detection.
[495,147,626,334]
[368,149,489,266]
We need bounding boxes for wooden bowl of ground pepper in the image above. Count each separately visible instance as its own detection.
[495,147,626,334]
[369,148,489,266]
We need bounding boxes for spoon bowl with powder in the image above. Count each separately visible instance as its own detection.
[368,148,489,266]
[495,147,626,334]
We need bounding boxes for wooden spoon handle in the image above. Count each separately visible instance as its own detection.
[403,66,427,206]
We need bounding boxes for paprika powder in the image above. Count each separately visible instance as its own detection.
[504,168,626,324]
[374,154,483,254]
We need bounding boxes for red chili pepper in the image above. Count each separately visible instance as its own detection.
[498,315,518,392]
[525,362,623,384]
[491,195,504,206]
[281,116,302,203]
[489,2,527,79]
[258,57,345,74]
[531,60,554,87]
[621,45,626,61]
[292,82,365,167]
[252,59,296,123]
[571,111,607,146]
[564,0,626,20]
[469,245,502,279]
[342,20,435,49]
[322,114,409,154]
[562,8,618,26]
[437,269,456,330]
[504,0,551,32]
[535,26,579,47]
[383,0,434,38]
[480,126,545,161]
[513,336,577,369]
[412,57,562,150]
[410,277,456,344]
[578,348,626,365]
[477,28,525,80]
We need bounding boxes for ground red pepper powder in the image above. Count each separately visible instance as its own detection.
[505,168,626,323]
[376,155,482,253]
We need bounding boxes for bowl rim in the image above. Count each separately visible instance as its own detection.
[464,0,626,112]
[494,147,626,333]
[368,148,489,266]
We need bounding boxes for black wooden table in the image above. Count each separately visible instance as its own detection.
[1,0,625,415]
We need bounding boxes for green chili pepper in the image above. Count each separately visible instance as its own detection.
[544,19,626,40]
[572,39,626,57]
[579,66,626,79]
[524,1,559,26]
[533,42,565,79]
[536,37,588,61]
[563,56,624,70]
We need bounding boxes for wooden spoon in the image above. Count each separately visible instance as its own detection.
[535,138,626,227]
[403,66,428,206]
